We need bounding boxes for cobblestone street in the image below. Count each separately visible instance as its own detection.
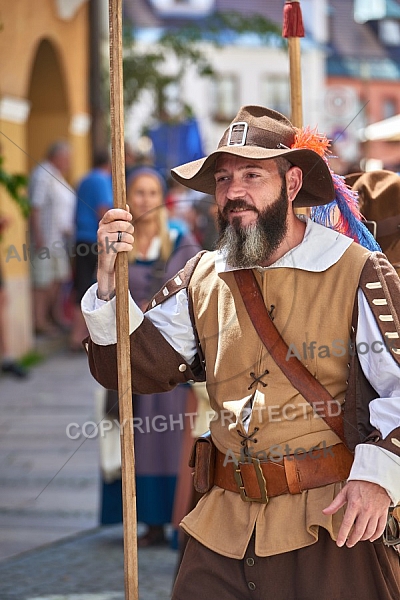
[0,349,177,600]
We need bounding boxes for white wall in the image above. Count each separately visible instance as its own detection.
[125,37,328,155]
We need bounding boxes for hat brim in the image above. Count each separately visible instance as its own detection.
[344,172,364,189]
[171,145,335,207]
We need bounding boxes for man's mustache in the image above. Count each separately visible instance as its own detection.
[222,199,259,218]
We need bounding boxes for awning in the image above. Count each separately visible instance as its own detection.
[359,114,400,141]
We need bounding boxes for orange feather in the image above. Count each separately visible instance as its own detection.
[291,127,331,159]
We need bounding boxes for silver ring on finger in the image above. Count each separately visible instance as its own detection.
[117,231,122,243]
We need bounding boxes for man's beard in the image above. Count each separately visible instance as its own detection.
[216,184,289,268]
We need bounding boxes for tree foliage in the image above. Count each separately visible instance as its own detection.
[0,156,29,218]
[122,11,285,119]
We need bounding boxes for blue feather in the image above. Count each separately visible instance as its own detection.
[311,174,381,252]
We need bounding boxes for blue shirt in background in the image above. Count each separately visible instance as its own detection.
[75,169,113,243]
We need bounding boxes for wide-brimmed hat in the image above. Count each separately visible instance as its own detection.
[171,105,335,207]
[345,170,400,223]
[345,170,400,261]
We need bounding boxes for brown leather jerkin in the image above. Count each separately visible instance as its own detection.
[189,267,356,501]
[233,269,350,446]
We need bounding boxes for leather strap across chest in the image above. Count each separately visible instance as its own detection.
[233,269,347,444]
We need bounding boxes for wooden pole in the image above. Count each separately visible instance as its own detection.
[282,0,304,128]
[282,0,306,214]
[282,0,305,128]
[109,1,138,599]
[288,37,303,128]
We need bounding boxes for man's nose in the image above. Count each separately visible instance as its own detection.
[226,175,246,199]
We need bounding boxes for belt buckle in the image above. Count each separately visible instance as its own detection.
[234,457,269,504]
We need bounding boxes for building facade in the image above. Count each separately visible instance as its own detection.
[326,0,400,172]
[123,0,328,156]
[0,0,91,357]
[124,0,400,172]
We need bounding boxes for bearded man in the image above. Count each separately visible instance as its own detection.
[82,106,400,599]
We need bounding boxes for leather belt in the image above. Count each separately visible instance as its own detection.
[214,443,353,504]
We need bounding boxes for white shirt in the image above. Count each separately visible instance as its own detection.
[82,219,400,504]
[29,161,76,244]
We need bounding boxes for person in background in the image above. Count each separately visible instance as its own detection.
[124,142,137,181]
[165,179,218,250]
[69,150,113,352]
[29,141,75,336]
[100,167,201,546]
[345,170,400,277]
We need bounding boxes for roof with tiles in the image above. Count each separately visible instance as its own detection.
[328,0,400,79]
[123,0,286,29]
[123,0,400,78]
[329,0,387,59]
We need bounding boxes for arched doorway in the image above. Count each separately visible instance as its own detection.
[27,39,70,172]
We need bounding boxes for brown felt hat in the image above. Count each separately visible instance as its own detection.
[345,170,400,222]
[171,105,335,207]
[345,170,400,261]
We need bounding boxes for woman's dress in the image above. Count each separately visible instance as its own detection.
[100,223,201,529]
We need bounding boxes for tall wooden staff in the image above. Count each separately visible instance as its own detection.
[282,0,305,128]
[283,0,307,217]
[109,1,139,598]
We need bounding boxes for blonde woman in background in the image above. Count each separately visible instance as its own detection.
[101,167,201,547]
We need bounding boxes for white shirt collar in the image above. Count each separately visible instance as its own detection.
[215,217,353,274]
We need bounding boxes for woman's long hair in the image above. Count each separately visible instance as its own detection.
[127,168,172,263]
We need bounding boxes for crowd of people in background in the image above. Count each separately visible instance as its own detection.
[25,138,218,353]
[6,136,218,547]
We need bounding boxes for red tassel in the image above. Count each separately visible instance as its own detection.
[282,0,305,38]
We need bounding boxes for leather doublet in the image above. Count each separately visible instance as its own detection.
[344,252,400,457]
[188,243,370,458]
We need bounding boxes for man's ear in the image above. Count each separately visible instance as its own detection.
[285,166,303,203]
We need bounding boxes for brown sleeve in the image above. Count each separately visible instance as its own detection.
[85,316,205,393]
[84,250,207,393]
[364,427,400,456]
[344,295,378,452]
[359,251,400,366]
[353,252,400,457]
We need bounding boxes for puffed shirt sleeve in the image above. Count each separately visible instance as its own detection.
[81,282,197,363]
[347,288,400,504]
